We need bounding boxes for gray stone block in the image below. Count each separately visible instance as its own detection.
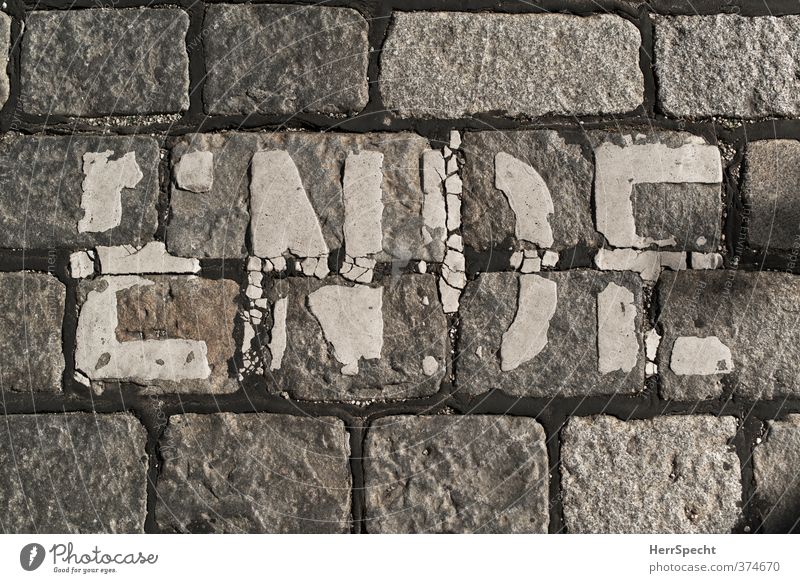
[0,134,160,249]
[21,9,189,116]
[656,270,800,400]
[264,274,448,401]
[364,415,549,533]
[0,272,65,393]
[379,12,643,118]
[741,140,800,252]
[203,4,368,115]
[561,415,742,533]
[457,270,646,398]
[754,415,800,533]
[655,15,800,118]
[156,413,352,533]
[0,413,148,533]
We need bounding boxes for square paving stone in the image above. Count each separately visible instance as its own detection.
[753,415,800,533]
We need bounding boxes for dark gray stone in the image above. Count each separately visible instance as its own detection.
[0,413,148,533]
[461,130,600,254]
[21,9,189,116]
[364,415,549,533]
[380,12,643,118]
[0,272,65,393]
[655,15,800,118]
[203,4,368,116]
[264,274,448,401]
[457,270,646,398]
[656,270,800,400]
[561,415,742,533]
[0,134,160,249]
[741,140,800,251]
[167,131,442,261]
[156,413,352,533]
[754,415,800,533]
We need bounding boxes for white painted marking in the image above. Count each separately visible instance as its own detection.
[269,297,288,371]
[97,242,200,274]
[495,152,555,248]
[78,151,142,233]
[597,282,639,374]
[501,274,557,371]
[670,336,734,376]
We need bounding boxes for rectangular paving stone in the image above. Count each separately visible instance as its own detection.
[0,272,65,393]
[656,270,800,401]
[380,12,643,118]
[167,131,444,261]
[461,130,600,255]
[264,274,448,401]
[21,8,189,116]
[203,4,368,116]
[457,270,645,398]
[741,140,800,252]
[0,413,148,533]
[753,415,800,533]
[364,415,549,533]
[561,415,742,533]
[75,275,239,394]
[0,135,160,249]
[156,413,352,533]
[655,15,800,118]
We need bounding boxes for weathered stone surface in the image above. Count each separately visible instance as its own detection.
[0,12,10,107]
[741,140,800,251]
[156,413,352,533]
[654,15,800,118]
[561,415,742,533]
[656,270,800,400]
[167,132,443,261]
[0,272,65,393]
[21,9,189,116]
[0,135,159,249]
[380,13,643,118]
[592,131,722,252]
[76,275,239,394]
[0,413,148,533]
[461,131,600,254]
[203,4,368,115]
[753,415,800,533]
[264,275,447,401]
[457,270,645,397]
[364,416,549,533]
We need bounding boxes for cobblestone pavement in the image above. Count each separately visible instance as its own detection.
[0,1,798,534]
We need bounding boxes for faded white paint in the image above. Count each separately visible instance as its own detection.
[268,297,288,371]
[343,151,384,258]
[501,274,557,372]
[249,150,329,274]
[691,252,724,270]
[75,276,211,382]
[421,149,447,248]
[69,250,95,279]
[78,151,143,233]
[422,355,439,376]
[495,152,554,248]
[175,150,214,193]
[670,336,734,376]
[97,242,200,274]
[594,247,686,282]
[449,130,462,150]
[542,250,559,267]
[308,284,383,376]
[594,138,722,248]
[597,282,639,374]
[645,328,661,361]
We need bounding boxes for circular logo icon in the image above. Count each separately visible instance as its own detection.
[20,543,45,571]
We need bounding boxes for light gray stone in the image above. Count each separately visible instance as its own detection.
[0,272,65,393]
[461,131,599,254]
[167,132,443,261]
[655,15,800,118]
[741,140,800,251]
[561,415,742,533]
[457,270,645,397]
[203,4,368,115]
[156,413,352,533]
[364,416,549,533]
[21,9,189,116]
[380,12,643,118]
[656,270,800,400]
[753,415,800,533]
[0,413,148,533]
[0,135,160,249]
[264,275,448,401]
